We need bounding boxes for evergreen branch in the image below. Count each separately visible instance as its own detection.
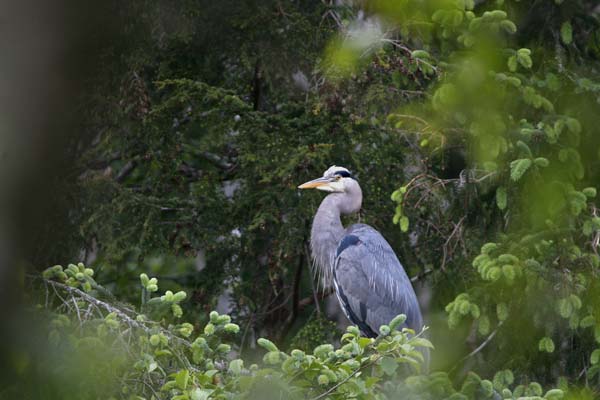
[31,275,193,349]
[310,327,428,400]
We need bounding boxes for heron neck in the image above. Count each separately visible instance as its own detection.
[310,194,346,289]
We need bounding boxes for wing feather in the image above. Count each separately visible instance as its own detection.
[333,224,423,335]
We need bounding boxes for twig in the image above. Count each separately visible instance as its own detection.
[31,275,192,348]
[116,160,137,182]
[391,114,431,127]
[71,296,83,330]
[577,363,587,380]
[310,327,429,400]
[450,320,505,372]
[310,354,383,400]
[83,303,94,320]
[281,246,306,338]
[591,206,600,256]
[200,151,232,170]
[299,287,334,310]
[44,280,49,308]
[125,378,161,400]
[239,313,254,356]
[410,268,433,283]
[48,279,146,328]
[441,216,465,271]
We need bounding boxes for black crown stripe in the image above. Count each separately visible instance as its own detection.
[334,170,352,178]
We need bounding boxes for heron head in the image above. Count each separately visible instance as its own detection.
[298,166,357,193]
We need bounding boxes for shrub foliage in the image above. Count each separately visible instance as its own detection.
[13,263,566,400]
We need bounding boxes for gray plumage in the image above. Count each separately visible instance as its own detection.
[300,166,425,349]
[333,224,423,335]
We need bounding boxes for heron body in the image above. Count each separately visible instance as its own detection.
[299,166,424,338]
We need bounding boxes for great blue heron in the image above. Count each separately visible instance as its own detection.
[299,166,424,339]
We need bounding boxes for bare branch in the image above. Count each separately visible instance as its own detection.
[116,160,137,182]
[310,353,384,400]
[281,246,305,339]
[200,151,233,170]
[411,268,433,283]
[450,320,505,372]
[298,287,334,310]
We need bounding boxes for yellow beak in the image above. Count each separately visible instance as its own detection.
[298,177,330,189]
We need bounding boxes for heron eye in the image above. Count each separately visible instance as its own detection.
[335,175,342,181]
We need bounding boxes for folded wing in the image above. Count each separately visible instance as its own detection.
[332,224,423,336]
